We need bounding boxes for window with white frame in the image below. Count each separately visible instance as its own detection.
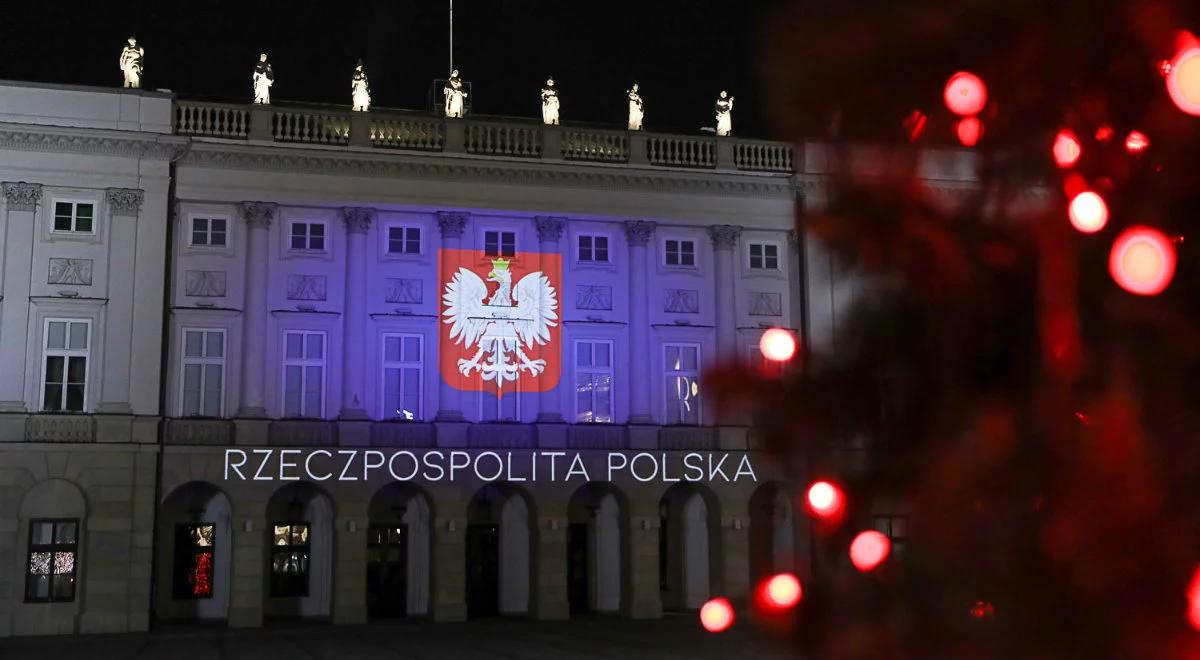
[282,331,325,418]
[664,239,696,267]
[189,217,228,247]
[575,340,614,423]
[289,222,326,251]
[748,242,780,270]
[484,230,516,257]
[52,201,94,233]
[382,334,423,420]
[387,226,421,255]
[41,319,89,412]
[181,329,225,417]
[577,234,610,263]
[663,343,701,425]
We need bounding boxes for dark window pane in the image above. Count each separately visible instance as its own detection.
[310,224,324,237]
[75,215,92,233]
[310,235,325,251]
[32,522,54,545]
[211,230,226,246]
[291,224,306,238]
[45,356,65,384]
[26,574,50,600]
[54,214,72,231]
[76,204,93,219]
[51,574,74,600]
[193,217,208,233]
[192,229,208,245]
[67,356,87,383]
[55,202,71,217]
[55,521,77,544]
[290,235,306,250]
[43,384,63,411]
[211,218,226,233]
[65,384,85,411]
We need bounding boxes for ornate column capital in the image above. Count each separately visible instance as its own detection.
[623,220,657,246]
[106,188,144,216]
[437,211,469,238]
[341,207,375,234]
[3,181,42,212]
[240,201,277,228]
[534,216,566,243]
[707,224,743,250]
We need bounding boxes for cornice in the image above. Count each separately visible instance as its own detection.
[0,123,188,160]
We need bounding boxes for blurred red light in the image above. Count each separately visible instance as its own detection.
[1188,566,1200,630]
[956,117,983,147]
[903,109,928,142]
[1068,191,1108,233]
[806,481,844,519]
[1166,46,1200,116]
[759,328,797,362]
[1124,130,1150,155]
[1109,226,1176,296]
[1095,125,1114,143]
[970,600,996,620]
[700,597,735,632]
[762,573,803,609]
[944,72,988,116]
[1052,129,1081,168]
[849,530,891,572]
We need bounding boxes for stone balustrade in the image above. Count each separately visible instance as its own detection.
[24,414,96,443]
[175,101,250,138]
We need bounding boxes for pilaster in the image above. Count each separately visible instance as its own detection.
[340,207,373,419]
[0,182,41,411]
[237,201,276,418]
[95,188,144,414]
[708,224,742,360]
[435,211,469,422]
[534,501,570,620]
[623,220,657,424]
[534,216,566,424]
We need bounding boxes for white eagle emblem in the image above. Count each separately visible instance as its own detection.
[442,258,558,390]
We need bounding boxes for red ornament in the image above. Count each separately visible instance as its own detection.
[1068,191,1108,234]
[1052,129,1081,168]
[1109,226,1177,296]
[849,530,891,572]
[956,116,983,147]
[700,597,735,633]
[944,72,988,116]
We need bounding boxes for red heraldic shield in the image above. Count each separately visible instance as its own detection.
[439,248,562,395]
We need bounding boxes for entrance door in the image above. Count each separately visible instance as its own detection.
[366,525,408,618]
[567,523,589,615]
[466,523,500,618]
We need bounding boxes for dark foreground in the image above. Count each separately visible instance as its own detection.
[0,615,796,660]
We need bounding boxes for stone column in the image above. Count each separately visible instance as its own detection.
[431,496,468,621]
[533,216,565,424]
[435,211,468,422]
[339,207,373,419]
[237,202,276,418]
[624,221,657,425]
[708,225,742,360]
[534,501,570,620]
[96,188,144,414]
[228,503,267,628]
[626,499,664,619]
[0,182,41,412]
[720,499,752,602]
[332,501,369,624]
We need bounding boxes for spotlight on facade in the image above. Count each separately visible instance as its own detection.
[759,328,797,363]
[1067,191,1108,234]
[699,597,735,632]
[943,71,987,117]
[761,573,803,610]
[1109,226,1177,296]
[805,480,844,520]
[849,530,891,572]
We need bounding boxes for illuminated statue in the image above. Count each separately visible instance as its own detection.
[541,77,560,125]
[627,83,644,131]
[444,70,467,118]
[715,90,735,136]
[351,59,371,111]
[118,37,144,89]
[253,53,274,105]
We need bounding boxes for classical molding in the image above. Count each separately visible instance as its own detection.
[240,201,277,228]
[623,220,657,246]
[707,224,742,249]
[0,125,188,160]
[436,211,469,238]
[3,181,42,212]
[534,216,566,243]
[105,188,144,215]
[341,206,375,233]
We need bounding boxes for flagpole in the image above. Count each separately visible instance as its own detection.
[449,0,454,73]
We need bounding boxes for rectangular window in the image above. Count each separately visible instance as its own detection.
[42,319,89,412]
[270,523,310,597]
[749,243,780,270]
[484,230,516,257]
[577,235,610,263]
[52,201,94,233]
[873,515,909,559]
[181,329,225,417]
[664,239,696,267]
[25,519,78,603]
[664,343,701,425]
[189,217,228,247]
[382,334,423,420]
[172,523,215,599]
[387,226,422,255]
[282,331,325,418]
[289,222,326,251]
[575,340,614,423]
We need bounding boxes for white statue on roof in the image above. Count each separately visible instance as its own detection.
[627,83,644,131]
[444,70,467,118]
[715,90,734,136]
[119,37,144,89]
[541,77,560,125]
[253,53,274,105]
[351,59,371,111]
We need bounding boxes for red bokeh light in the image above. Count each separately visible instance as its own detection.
[806,480,845,519]
[1109,226,1177,296]
[1052,129,1081,168]
[700,597,735,633]
[1124,130,1150,155]
[1188,566,1200,630]
[849,530,891,572]
[1095,125,1114,143]
[762,573,803,610]
[1068,191,1109,234]
[759,328,797,362]
[943,71,988,116]
[970,600,996,620]
[903,109,928,142]
[1166,46,1200,116]
[956,116,983,147]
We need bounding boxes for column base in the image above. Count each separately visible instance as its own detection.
[236,406,268,418]
[535,423,568,448]
[434,409,465,422]
[338,407,369,420]
[0,401,27,413]
[535,412,565,423]
[627,414,656,425]
[337,419,372,446]
[434,421,470,447]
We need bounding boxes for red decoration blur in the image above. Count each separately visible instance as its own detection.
[806,480,845,520]
[1109,226,1177,295]
[956,116,983,147]
[1068,191,1109,233]
[849,530,891,572]
[761,573,803,610]
[699,597,735,632]
[1166,45,1200,115]
[1095,125,1115,143]
[1188,566,1200,631]
[759,328,797,362]
[1124,130,1150,155]
[943,71,988,116]
[970,600,996,620]
[903,109,928,142]
[191,551,213,596]
[1053,129,1082,168]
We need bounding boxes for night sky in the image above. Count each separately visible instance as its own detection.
[2,0,786,138]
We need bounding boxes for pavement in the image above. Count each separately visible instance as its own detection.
[0,615,798,659]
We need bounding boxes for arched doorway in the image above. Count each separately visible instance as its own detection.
[155,481,232,622]
[749,482,796,585]
[367,483,432,618]
[658,483,721,611]
[567,482,628,616]
[466,483,535,618]
[264,483,333,620]
[15,479,87,636]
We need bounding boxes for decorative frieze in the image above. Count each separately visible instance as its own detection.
[707,224,742,250]
[240,201,277,228]
[384,277,423,304]
[623,220,657,246]
[47,258,93,285]
[3,181,42,212]
[749,291,783,317]
[341,206,375,233]
[436,211,469,238]
[185,270,227,297]
[287,274,327,301]
[105,188,144,215]
[576,285,613,311]
[664,288,700,314]
[534,216,566,242]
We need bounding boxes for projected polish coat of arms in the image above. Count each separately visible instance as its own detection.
[441,254,561,394]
